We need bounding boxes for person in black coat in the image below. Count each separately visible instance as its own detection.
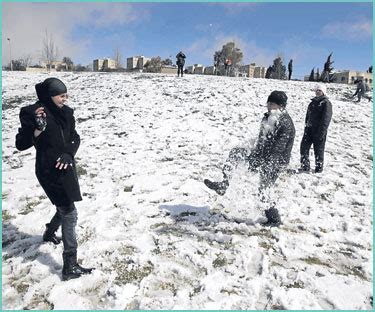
[176,51,186,77]
[15,77,93,281]
[204,91,295,226]
[300,84,332,173]
[288,59,293,80]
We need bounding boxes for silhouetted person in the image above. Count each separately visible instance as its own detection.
[176,51,186,77]
[288,59,293,80]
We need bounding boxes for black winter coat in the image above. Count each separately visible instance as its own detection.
[176,52,186,66]
[249,110,295,170]
[15,102,82,206]
[304,95,332,139]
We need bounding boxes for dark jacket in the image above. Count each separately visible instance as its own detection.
[304,95,332,139]
[15,102,82,206]
[354,81,369,95]
[176,52,186,66]
[249,110,295,170]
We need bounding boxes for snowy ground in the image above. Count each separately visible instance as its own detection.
[2,71,373,310]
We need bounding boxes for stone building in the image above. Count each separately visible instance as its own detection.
[127,56,151,71]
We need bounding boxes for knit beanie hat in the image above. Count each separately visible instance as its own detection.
[267,90,288,107]
[314,83,327,95]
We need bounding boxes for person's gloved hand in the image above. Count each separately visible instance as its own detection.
[56,153,73,170]
[34,107,47,131]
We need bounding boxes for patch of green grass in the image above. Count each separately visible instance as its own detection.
[123,185,133,192]
[76,163,88,177]
[302,257,331,268]
[338,265,369,281]
[220,288,240,295]
[24,293,54,310]
[160,282,178,296]
[2,192,9,200]
[118,244,136,256]
[19,199,41,215]
[286,281,304,289]
[212,253,227,268]
[113,260,154,285]
[78,227,94,244]
[2,210,13,223]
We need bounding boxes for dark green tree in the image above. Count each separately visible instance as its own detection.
[309,68,315,81]
[271,57,286,80]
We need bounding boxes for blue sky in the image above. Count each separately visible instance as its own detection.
[2,2,373,79]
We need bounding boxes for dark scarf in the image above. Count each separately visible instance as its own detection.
[35,78,68,129]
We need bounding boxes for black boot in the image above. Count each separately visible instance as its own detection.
[204,179,229,196]
[315,164,323,173]
[262,207,281,227]
[62,252,94,281]
[43,223,61,245]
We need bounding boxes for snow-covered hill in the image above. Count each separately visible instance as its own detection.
[2,71,372,309]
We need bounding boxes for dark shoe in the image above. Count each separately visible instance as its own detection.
[62,252,94,281]
[262,207,281,227]
[43,225,61,245]
[314,166,323,173]
[204,179,229,196]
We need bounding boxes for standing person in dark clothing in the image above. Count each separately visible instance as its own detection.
[15,77,93,281]
[288,59,293,80]
[300,84,332,173]
[204,91,295,226]
[352,79,372,102]
[176,51,186,77]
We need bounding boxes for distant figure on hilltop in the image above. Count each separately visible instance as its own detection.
[204,91,295,227]
[176,51,186,77]
[224,58,232,76]
[300,84,332,173]
[288,59,293,80]
[352,79,372,102]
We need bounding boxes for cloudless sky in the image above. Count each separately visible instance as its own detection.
[2,2,373,79]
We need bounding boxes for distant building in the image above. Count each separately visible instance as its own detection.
[93,58,116,71]
[204,66,215,75]
[40,60,68,71]
[304,70,373,87]
[127,56,151,71]
[239,63,266,78]
[254,66,266,78]
[332,70,372,86]
[93,59,104,71]
[193,64,205,74]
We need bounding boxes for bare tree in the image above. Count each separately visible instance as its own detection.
[113,47,123,69]
[21,54,33,68]
[42,29,58,71]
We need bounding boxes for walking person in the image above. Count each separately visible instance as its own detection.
[204,91,295,226]
[176,51,186,77]
[15,77,93,281]
[300,84,332,173]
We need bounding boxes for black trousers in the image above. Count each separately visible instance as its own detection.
[300,129,327,170]
[47,203,78,255]
[177,65,184,76]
